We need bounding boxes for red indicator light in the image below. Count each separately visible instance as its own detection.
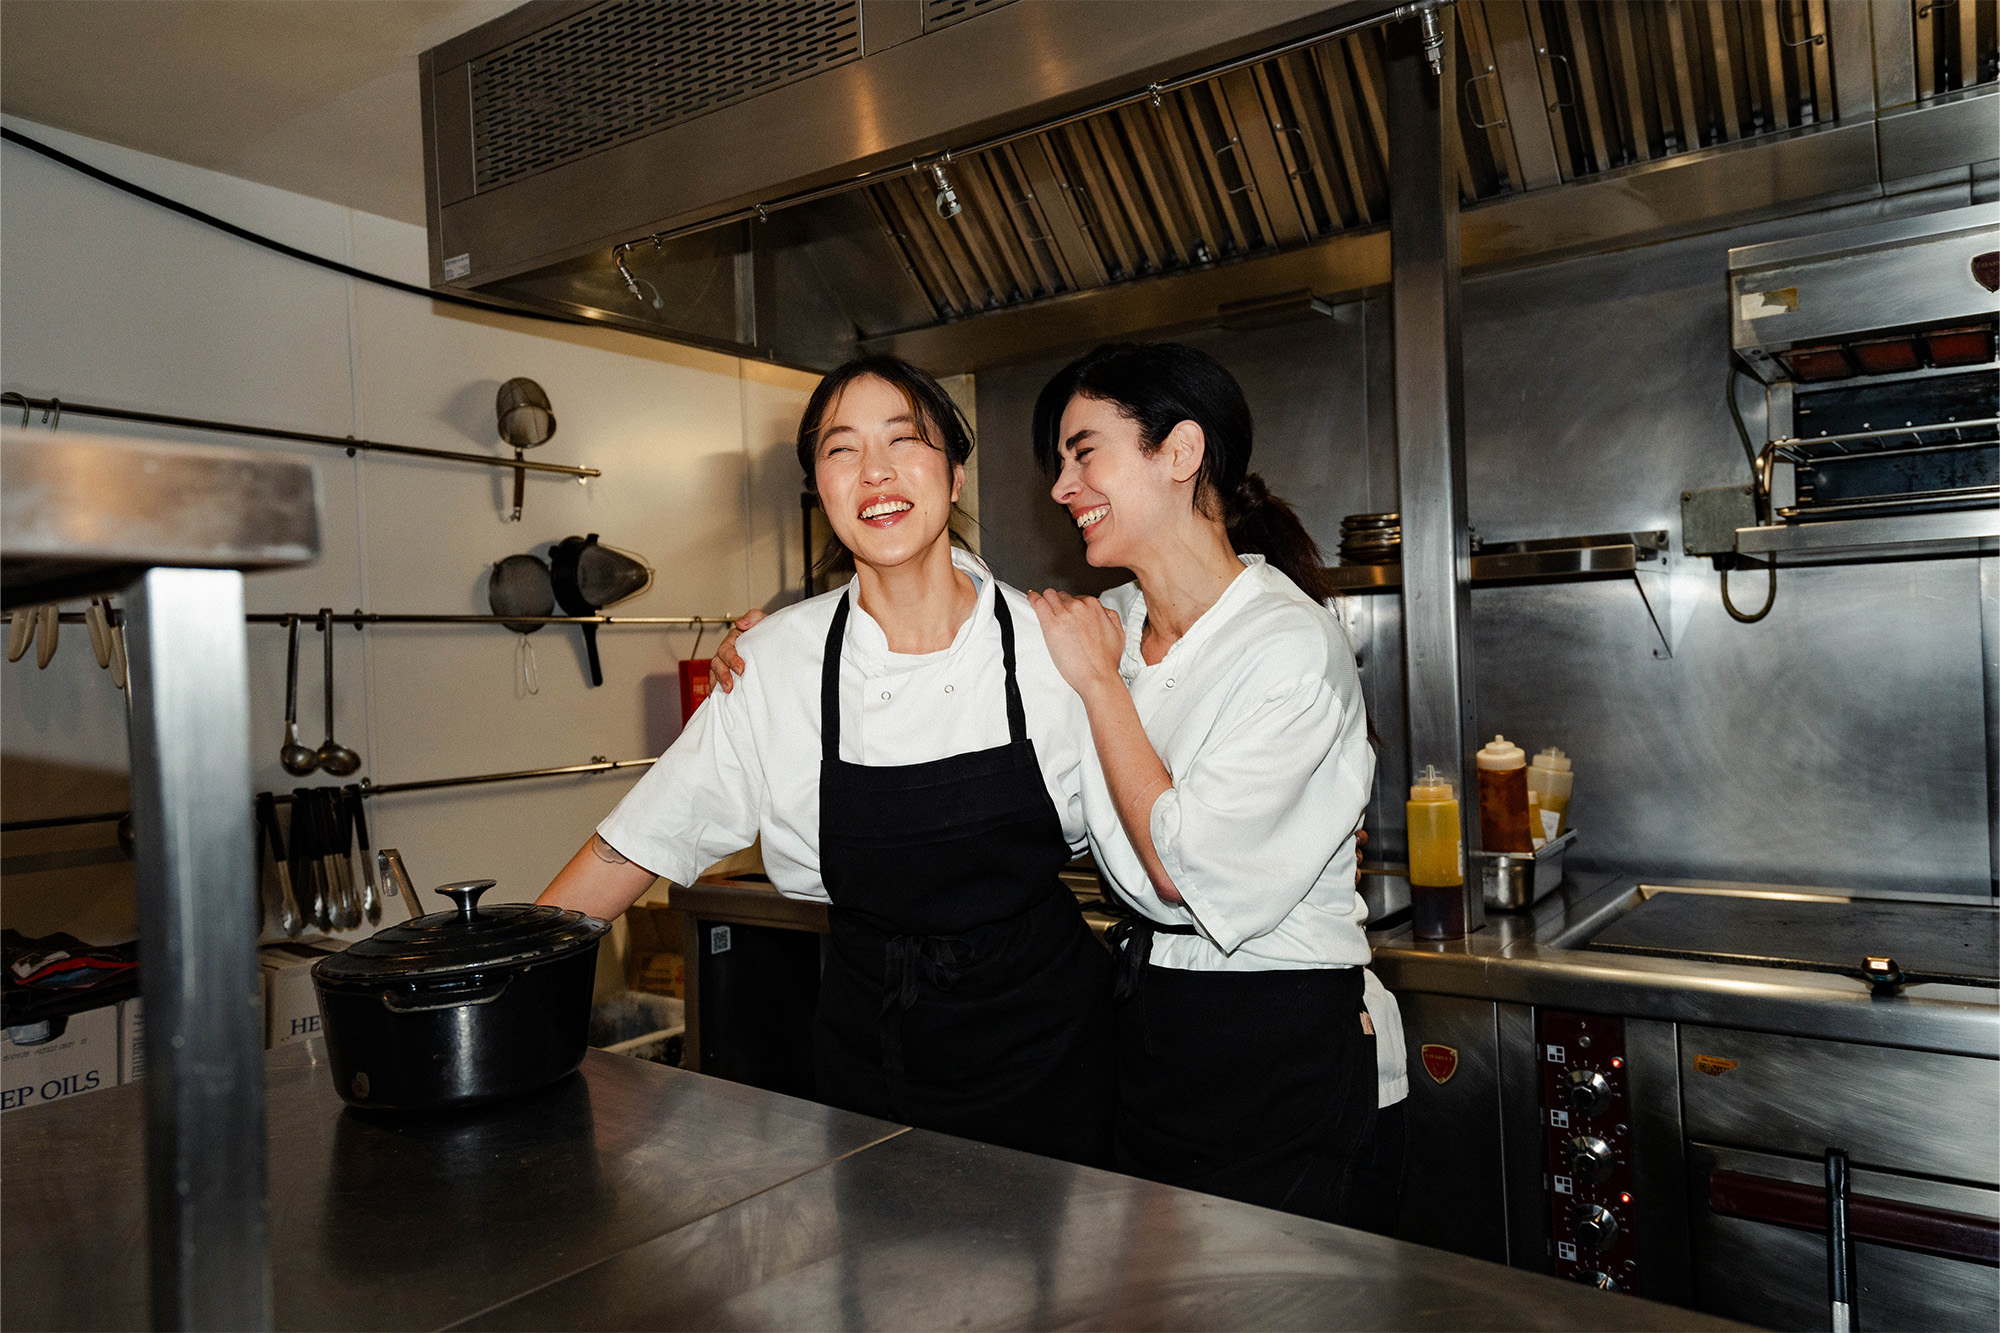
[1611,1057,1622,1067]
[1620,1193,1632,1203]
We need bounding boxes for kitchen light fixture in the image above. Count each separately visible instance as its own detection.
[928,158,962,220]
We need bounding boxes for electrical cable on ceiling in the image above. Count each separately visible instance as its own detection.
[1722,360,1778,623]
[0,126,598,332]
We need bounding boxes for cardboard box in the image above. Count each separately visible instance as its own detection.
[261,941,344,1049]
[120,997,144,1083]
[625,903,685,998]
[2,1003,119,1113]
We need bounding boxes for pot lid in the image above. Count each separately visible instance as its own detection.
[313,880,607,987]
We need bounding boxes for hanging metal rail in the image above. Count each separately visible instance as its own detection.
[0,756,659,833]
[0,392,601,479]
[6,609,735,628]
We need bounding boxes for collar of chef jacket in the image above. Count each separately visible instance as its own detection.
[836,545,996,676]
[1106,554,1266,683]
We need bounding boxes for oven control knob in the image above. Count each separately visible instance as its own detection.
[1569,1134,1615,1184]
[1573,1270,1617,1291]
[1570,1203,1619,1252]
[1566,1068,1613,1116]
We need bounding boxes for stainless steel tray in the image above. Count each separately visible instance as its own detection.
[1475,828,1576,910]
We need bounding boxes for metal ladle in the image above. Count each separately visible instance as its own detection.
[280,615,320,776]
[316,608,362,777]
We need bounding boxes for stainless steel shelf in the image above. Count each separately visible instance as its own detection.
[1325,530,1668,591]
[1735,508,2000,558]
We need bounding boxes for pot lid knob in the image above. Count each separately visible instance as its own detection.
[432,879,496,921]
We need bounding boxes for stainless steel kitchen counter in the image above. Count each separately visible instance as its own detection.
[3,1040,1738,1331]
[1370,874,2000,1057]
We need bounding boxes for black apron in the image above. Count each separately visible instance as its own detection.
[1109,923,1378,1225]
[812,588,1115,1166]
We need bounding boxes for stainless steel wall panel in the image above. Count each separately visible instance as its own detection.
[1679,1025,2000,1184]
[1392,993,1510,1263]
[1985,554,1999,896]
[1686,1142,2000,1331]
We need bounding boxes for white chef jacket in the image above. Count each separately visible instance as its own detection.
[1081,555,1406,1106]
[597,548,1089,899]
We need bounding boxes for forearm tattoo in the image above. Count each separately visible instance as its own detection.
[589,835,630,866]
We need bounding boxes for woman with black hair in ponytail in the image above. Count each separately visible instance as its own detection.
[1027,341,1405,1229]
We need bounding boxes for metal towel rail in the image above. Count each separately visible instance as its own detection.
[0,756,659,833]
[0,391,602,479]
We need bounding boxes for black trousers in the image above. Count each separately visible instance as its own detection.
[1113,963,1378,1225]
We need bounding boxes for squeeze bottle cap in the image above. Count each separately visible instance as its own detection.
[1476,735,1526,770]
[1532,747,1572,773]
[1410,763,1455,801]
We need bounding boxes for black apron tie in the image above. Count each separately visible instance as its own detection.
[878,933,975,1119]
[1108,916,1199,1003]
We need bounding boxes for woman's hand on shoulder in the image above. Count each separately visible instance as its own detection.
[1026,589,1125,699]
[706,610,767,693]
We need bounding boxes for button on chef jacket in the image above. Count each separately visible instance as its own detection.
[1081,555,1405,1104]
[598,548,1089,898]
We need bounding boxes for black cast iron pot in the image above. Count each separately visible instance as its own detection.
[311,880,609,1112]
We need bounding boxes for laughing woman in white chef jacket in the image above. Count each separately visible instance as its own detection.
[540,357,1114,1166]
[1026,341,1403,1227]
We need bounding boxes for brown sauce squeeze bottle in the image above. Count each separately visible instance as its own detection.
[1476,735,1535,854]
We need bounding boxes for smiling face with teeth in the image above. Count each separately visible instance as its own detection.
[812,373,964,575]
[1047,393,1201,572]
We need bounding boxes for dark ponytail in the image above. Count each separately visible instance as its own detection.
[1032,342,1334,603]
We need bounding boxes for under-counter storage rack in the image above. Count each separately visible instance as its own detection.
[1327,530,1674,657]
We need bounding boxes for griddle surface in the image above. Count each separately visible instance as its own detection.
[1586,893,1998,984]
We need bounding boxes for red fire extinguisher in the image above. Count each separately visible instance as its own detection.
[678,657,713,723]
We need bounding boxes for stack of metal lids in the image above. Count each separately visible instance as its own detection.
[1338,513,1401,565]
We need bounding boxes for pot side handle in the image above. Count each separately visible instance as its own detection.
[379,975,511,1013]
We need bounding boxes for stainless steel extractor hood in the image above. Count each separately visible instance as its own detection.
[421,1,2000,373]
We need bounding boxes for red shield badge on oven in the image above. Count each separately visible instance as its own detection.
[1421,1043,1458,1085]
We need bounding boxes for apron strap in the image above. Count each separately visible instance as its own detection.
[991,591,1028,746]
[820,590,852,763]
[820,582,1027,762]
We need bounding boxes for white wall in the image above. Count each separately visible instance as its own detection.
[1,119,819,944]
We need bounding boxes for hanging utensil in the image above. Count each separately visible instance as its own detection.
[280,615,320,776]
[378,848,421,920]
[315,609,362,777]
[332,788,359,929]
[489,553,554,696]
[84,598,112,668]
[34,605,58,668]
[257,792,303,938]
[496,378,557,523]
[347,785,380,925]
[6,607,34,663]
[550,534,653,687]
[288,788,326,932]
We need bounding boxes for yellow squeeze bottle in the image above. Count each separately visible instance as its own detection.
[1406,765,1462,888]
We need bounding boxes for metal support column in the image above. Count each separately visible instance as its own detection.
[126,568,272,1330]
[1390,5,1483,937]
